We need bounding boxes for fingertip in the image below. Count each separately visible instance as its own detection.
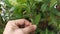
[32,25,37,30]
[33,25,37,28]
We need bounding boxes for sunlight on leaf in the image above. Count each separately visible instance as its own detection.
[50,0,57,7]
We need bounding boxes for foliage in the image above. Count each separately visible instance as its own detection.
[0,0,60,34]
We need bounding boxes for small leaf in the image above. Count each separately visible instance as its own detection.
[45,28,48,34]
[17,0,27,3]
[8,0,19,6]
[5,0,27,7]
[52,8,60,16]
[49,13,57,25]
[50,0,57,7]
[4,0,13,7]
[13,7,23,19]
[33,14,41,25]
[41,4,48,12]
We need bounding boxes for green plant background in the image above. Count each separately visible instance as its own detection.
[0,0,60,34]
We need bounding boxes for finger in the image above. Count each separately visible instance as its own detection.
[22,25,36,34]
[6,19,32,29]
[25,23,32,27]
[14,19,32,28]
[14,19,31,26]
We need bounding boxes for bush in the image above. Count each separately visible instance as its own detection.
[0,0,60,34]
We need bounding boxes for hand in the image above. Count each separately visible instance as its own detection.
[3,19,36,34]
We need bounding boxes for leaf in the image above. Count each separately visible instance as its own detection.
[52,8,60,16]
[45,28,48,34]
[33,14,41,25]
[42,0,50,3]
[5,0,27,7]
[17,0,27,3]
[13,7,23,19]
[59,24,60,29]
[17,0,27,7]
[4,0,13,7]
[49,13,57,25]
[40,31,44,34]
[41,4,48,12]
[50,0,57,7]
[8,0,19,6]
[56,12,60,16]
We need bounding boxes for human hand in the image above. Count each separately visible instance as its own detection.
[3,19,36,34]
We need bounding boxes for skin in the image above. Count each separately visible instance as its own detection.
[3,19,36,34]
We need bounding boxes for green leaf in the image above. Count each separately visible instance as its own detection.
[45,28,48,34]
[52,8,60,16]
[49,13,57,26]
[13,7,23,19]
[4,0,13,7]
[17,0,27,6]
[40,31,44,34]
[56,12,60,16]
[50,0,57,7]
[33,14,41,25]
[42,0,50,3]
[17,0,27,3]
[41,4,48,12]
[5,0,27,7]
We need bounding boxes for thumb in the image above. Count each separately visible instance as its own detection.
[22,25,36,34]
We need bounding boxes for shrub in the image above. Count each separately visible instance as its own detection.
[0,0,60,34]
